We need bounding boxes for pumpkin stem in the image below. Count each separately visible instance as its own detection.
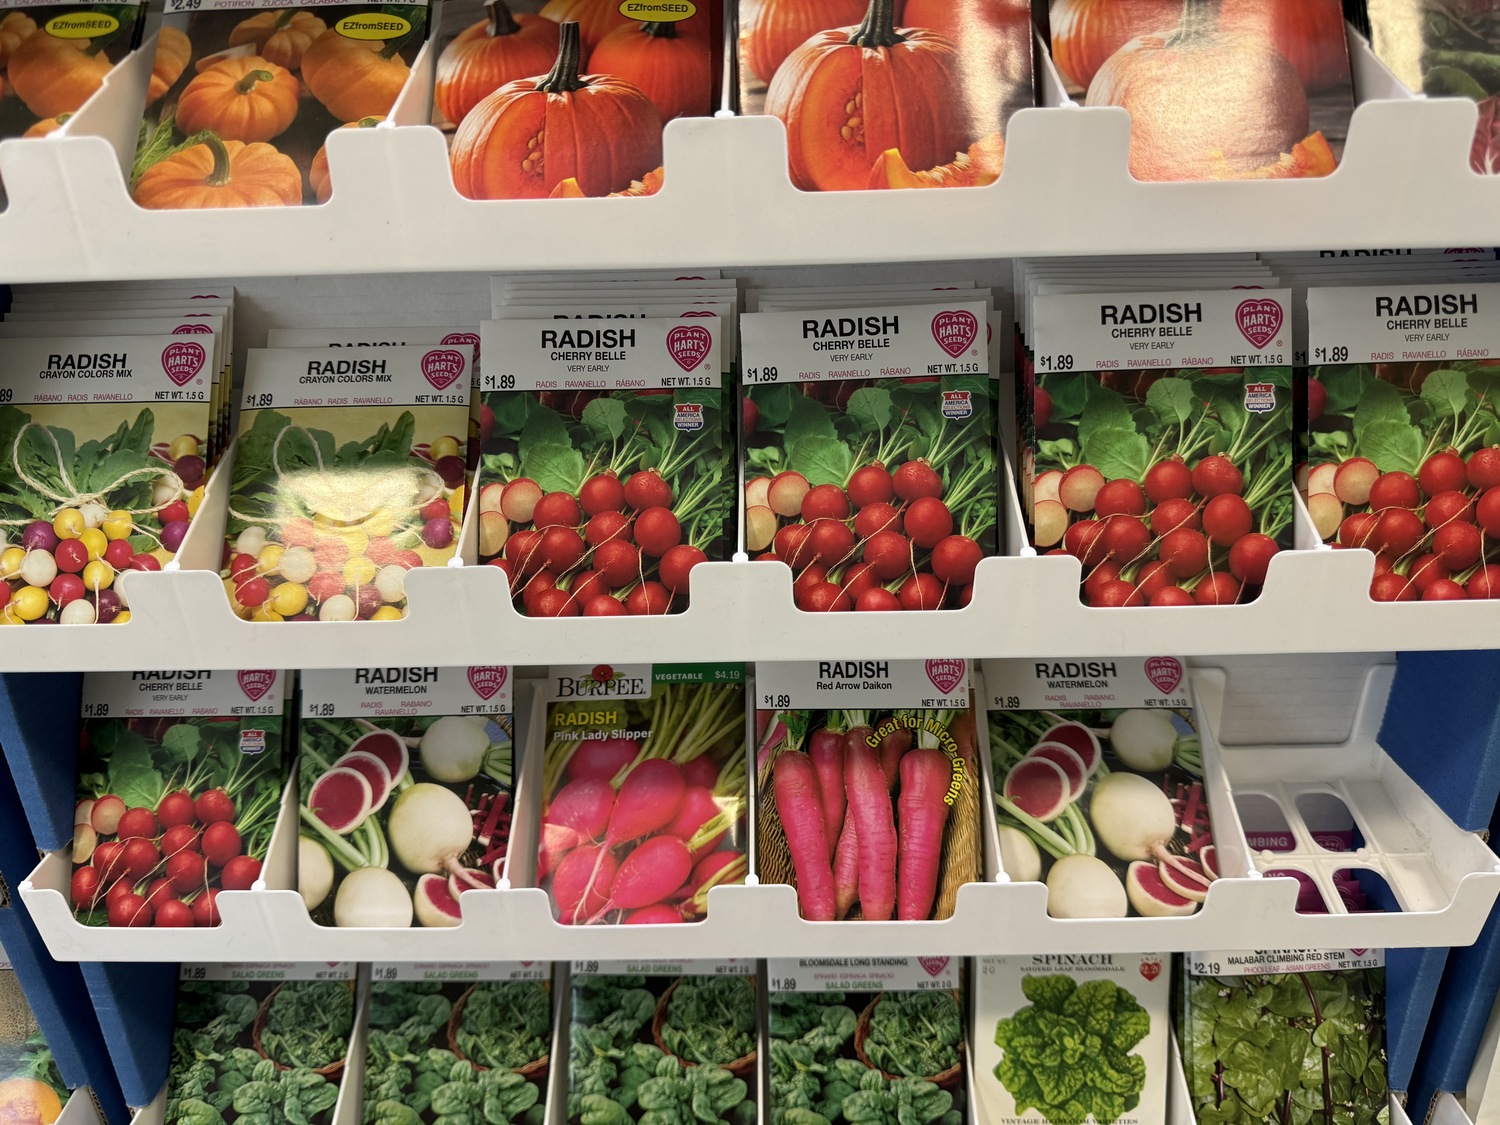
[202,134,233,188]
[235,68,276,94]
[274,10,295,30]
[356,115,383,128]
[639,20,677,40]
[849,0,904,50]
[1174,0,1217,41]
[536,21,587,93]
[485,0,522,38]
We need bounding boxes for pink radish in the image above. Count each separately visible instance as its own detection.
[334,751,394,814]
[537,823,582,881]
[832,815,859,920]
[625,904,684,924]
[348,729,409,783]
[607,836,694,911]
[877,727,912,790]
[665,787,726,857]
[680,850,742,900]
[546,778,616,842]
[568,737,640,782]
[1024,742,1087,800]
[606,759,686,846]
[808,728,845,858]
[1002,758,1071,822]
[846,739,896,921]
[682,754,721,789]
[552,845,618,924]
[1038,722,1101,774]
[895,748,953,921]
[308,767,373,834]
[774,750,835,921]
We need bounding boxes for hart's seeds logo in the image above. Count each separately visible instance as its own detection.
[924,658,967,695]
[666,324,713,372]
[162,342,206,386]
[467,666,508,700]
[931,310,979,358]
[1235,299,1283,349]
[421,349,466,390]
[237,669,276,702]
[1143,657,1182,695]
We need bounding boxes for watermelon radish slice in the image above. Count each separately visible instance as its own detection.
[349,729,409,785]
[1024,742,1088,800]
[308,767,373,835]
[1038,722,1101,775]
[1159,857,1211,902]
[1002,757,1071,822]
[334,751,393,815]
[1199,844,1219,880]
[1125,861,1197,917]
[414,873,463,928]
[449,869,496,898]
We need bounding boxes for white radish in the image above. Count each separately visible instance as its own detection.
[299,838,335,911]
[374,565,407,603]
[419,716,490,783]
[1108,710,1178,772]
[279,546,317,583]
[1090,772,1177,861]
[387,783,479,881]
[236,526,269,556]
[998,826,1042,882]
[1046,854,1127,918]
[333,865,412,927]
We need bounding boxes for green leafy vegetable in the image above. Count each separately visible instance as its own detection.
[457,981,551,1071]
[661,977,756,1066]
[863,993,961,1080]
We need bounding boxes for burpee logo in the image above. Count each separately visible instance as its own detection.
[666,324,713,372]
[554,664,651,699]
[162,341,206,385]
[467,666,508,701]
[237,670,277,702]
[931,310,978,358]
[421,349,466,391]
[674,402,704,432]
[940,390,972,419]
[1244,382,1277,414]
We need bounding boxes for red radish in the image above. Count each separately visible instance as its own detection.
[625,904,684,924]
[1368,471,1420,511]
[1420,450,1468,496]
[854,501,901,539]
[309,767,373,834]
[1192,455,1244,497]
[506,530,546,578]
[666,786,726,857]
[1194,573,1242,605]
[634,507,681,556]
[1408,554,1451,591]
[774,750,835,921]
[500,478,543,522]
[624,469,674,510]
[802,484,851,521]
[122,837,160,880]
[856,588,902,611]
[585,595,627,615]
[201,822,241,867]
[156,790,195,829]
[846,741,896,921]
[768,471,811,517]
[1064,520,1107,567]
[683,849,741,899]
[195,789,235,825]
[581,473,626,516]
[552,845,619,924]
[1469,447,1500,489]
[105,876,136,906]
[1435,522,1483,569]
[547,777,616,841]
[90,795,126,835]
[832,815,859,919]
[108,893,152,928]
[167,851,207,893]
[71,867,102,909]
[659,544,707,592]
[521,571,559,610]
[682,755,720,789]
[116,807,158,840]
[808,729,845,857]
[863,530,912,580]
[569,738,640,783]
[608,836,694,911]
[537,823,582,881]
[1373,508,1424,557]
[1334,458,1379,505]
[1003,757,1072,821]
[191,888,221,926]
[567,570,607,608]
[1371,572,1418,602]
[533,588,580,617]
[776,524,814,569]
[1026,742,1087,799]
[1150,497,1200,536]
[931,535,982,585]
[1160,528,1209,578]
[892,460,943,501]
[1202,494,1252,546]
[807,519,857,566]
[1228,533,1278,585]
[1099,514,1150,561]
[593,540,642,587]
[1083,562,1121,602]
[1339,513,1377,547]
[902,497,952,548]
[626,582,673,615]
[1135,561,1174,599]
[848,463,895,507]
[532,491,582,528]
[1479,489,1500,537]
[895,748,953,921]
[221,856,262,891]
[793,565,830,596]
[334,751,394,813]
[1144,458,1193,503]
[155,900,195,928]
[92,840,126,883]
[541,526,586,571]
[1094,478,1147,516]
[1059,465,1105,512]
[1090,580,1142,607]
[1425,490,1474,528]
[898,573,944,610]
[586,511,632,546]
[841,562,881,601]
[607,759,686,846]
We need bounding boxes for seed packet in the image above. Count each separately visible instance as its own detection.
[737,0,1033,191]
[766,957,965,1125]
[0,963,69,1125]
[298,665,513,928]
[974,953,1169,1125]
[439,0,717,200]
[224,344,472,622]
[1179,950,1388,1124]
[535,664,747,924]
[130,1,429,210]
[163,963,356,1125]
[564,959,756,1125]
[1026,289,1294,607]
[0,336,216,625]
[739,303,998,611]
[1049,0,1353,181]
[477,317,731,617]
[364,961,552,1125]
[69,670,289,929]
[754,659,979,921]
[1304,283,1500,600]
[984,657,1217,919]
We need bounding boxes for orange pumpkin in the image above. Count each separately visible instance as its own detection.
[7,28,114,118]
[0,1078,63,1125]
[898,0,1031,136]
[134,134,302,208]
[177,57,299,144]
[1231,130,1337,179]
[550,165,663,196]
[869,131,1004,188]
[147,26,192,105]
[23,112,70,137]
[301,27,412,122]
[765,0,964,192]
[742,0,865,85]
[435,1,560,126]
[588,20,710,120]
[450,21,662,199]
[228,9,327,71]
[0,11,37,67]
[1048,0,1182,92]
[538,0,633,53]
[1218,0,1348,92]
[310,114,384,202]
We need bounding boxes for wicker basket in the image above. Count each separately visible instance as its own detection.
[252,982,350,1078]
[448,981,551,1082]
[651,979,757,1079]
[853,993,963,1091]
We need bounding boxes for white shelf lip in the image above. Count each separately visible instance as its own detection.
[0,96,1491,284]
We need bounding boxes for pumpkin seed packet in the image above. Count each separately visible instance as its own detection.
[0,964,69,1125]
[363,962,553,1125]
[72,669,291,928]
[224,343,472,622]
[0,0,147,208]
[564,959,757,1125]
[0,335,216,625]
[129,0,429,210]
[737,0,1032,191]
[476,316,731,616]
[436,0,718,200]
[1049,0,1354,181]
[297,665,514,929]
[1025,288,1295,607]
[163,963,357,1125]
[766,957,966,1125]
[974,953,1169,1125]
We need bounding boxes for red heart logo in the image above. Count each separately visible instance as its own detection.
[1350,949,1368,957]
[162,341,206,386]
[237,670,275,702]
[421,348,466,391]
[931,311,979,359]
[467,665,508,700]
[1139,959,1162,982]
[172,323,213,335]
[666,325,713,372]
[1235,299,1283,350]
[917,957,949,977]
[443,332,481,361]
[924,659,966,695]
[1144,657,1183,695]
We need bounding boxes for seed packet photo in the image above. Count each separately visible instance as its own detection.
[565,960,757,1125]
[766,956,966,1125]
[1049,0,1352,181]
[163,963,356,1125]
[71,669,289,929]
[754,659,980,921]
[0,966,69,1125]
[537,664,748,925]
[298,665,514,928]
[437,0,717,200]
[131,1,428,209]
[974,953,1169,1125]
[364,962,552,1125]
[737,0,1033,191]
[224,344,472,622]
[0,336,215,625]
[984,658,1216,920]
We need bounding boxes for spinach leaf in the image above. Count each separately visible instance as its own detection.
[661,977,755,1066]
[863,993,961,1080]
[457,982,551,1071]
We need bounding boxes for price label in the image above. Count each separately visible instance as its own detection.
[1188,949,1384,976]
[1308,284,1499,365]
[767,957,959,992]
[754,660,969,710]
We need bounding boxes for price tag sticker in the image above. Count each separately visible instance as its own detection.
[1188,949,1385,976]
[766,957,959,992]
[1308,284,1500,365]
[371,962,546,982]
[571,960,752,976]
